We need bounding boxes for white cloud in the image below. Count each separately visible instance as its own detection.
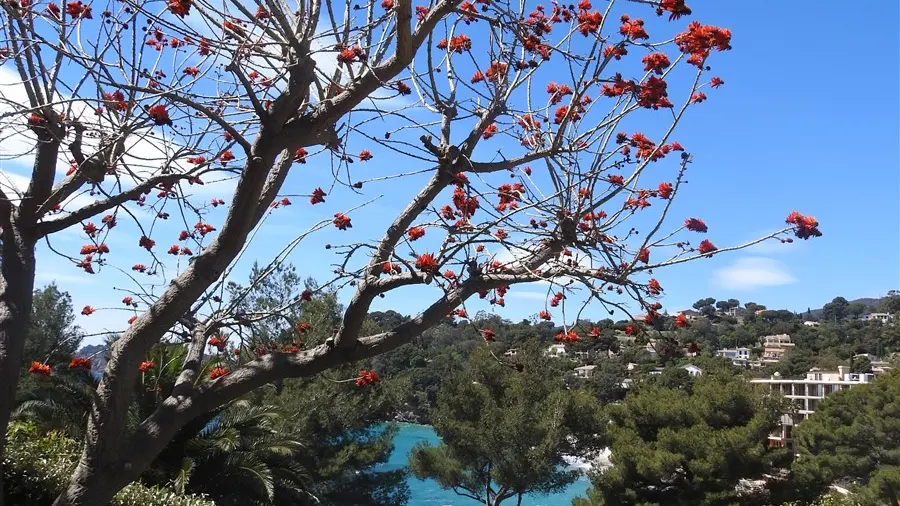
[713,257,796,291]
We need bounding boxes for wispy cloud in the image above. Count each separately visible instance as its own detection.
[713,257,796,291]
[508,290,548,301]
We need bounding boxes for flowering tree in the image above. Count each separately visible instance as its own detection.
[0,0,822,503]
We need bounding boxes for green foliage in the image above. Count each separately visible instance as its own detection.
[3,422,213,506]
[780,494,862,506]
[792,371,900,505]
[23,284,83,368]
[880,291,900,315]
[575,371,788,506]
[410,345,605,505]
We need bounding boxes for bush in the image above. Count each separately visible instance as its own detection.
[3,422,214,506]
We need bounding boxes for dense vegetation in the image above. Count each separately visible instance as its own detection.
[9,280,900,505]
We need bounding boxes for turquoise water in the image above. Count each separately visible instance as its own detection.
[382,424,591,506]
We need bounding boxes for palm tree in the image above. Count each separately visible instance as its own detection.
[13,368,97,440]
[173,401,316,505]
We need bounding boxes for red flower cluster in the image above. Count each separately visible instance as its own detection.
[208,336,227,351]
[356,369,379,387]
[293,148,307,164]
[684,217,707,233]
[65,1,92,18]
[471,71,485,83]
[408,226,426,241]
[690,92,707,104]
[415,253,438,273]
[69,357,92,370]
[546,82,573,105]
[657,182,673,199]
[641,52,671,75]
[637,76,673,109]
[485,61,508,82]
[637,248,649,264]
[647,278,662,295]
[600,73,636,98]
[296,321,312,334]
[183,66,199,77]
[675,21,732,67]
[167,0,191,17]
[576,3,602,36]
[711,76,725,88]
[608,174,624,186]
[437,34,472,53]
[333,213,352,230]
[139,360,156,372]
[29,361,51,376]
[675,313,689,328]
[518,114,541,131]
[603,44,627,60]
[549,291,565,307]
[785,211,822,240]
[698,239,717,255]
[309,187,326,205]
[359,149,373,161]
[147,105,172,126]
[657,0,691,21]
[452,186,480,217]
[619,15,648,40]
[396,81,412,95]
[482,123,498,140]
[209,367,229,380]
[480,328,496,341]
[382,262,402,275]
[81,305,95,316]
[220,150,235,164]
[539,310,552,321]
[555,330,579,343]
[496,183,524,212]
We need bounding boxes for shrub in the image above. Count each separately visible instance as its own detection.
[3,422,214,506]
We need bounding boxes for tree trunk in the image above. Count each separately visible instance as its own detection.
[0,227,37,506]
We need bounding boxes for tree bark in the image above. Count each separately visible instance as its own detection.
[0,225,37,506]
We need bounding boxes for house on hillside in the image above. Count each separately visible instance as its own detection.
[681,364,703,377]
[862,312,893,323]
[761,334,794,363]
[803,321,820,327]
[503,348,518,357]
[545,344,568,358]
[724,306,745,318]
[574,365,597,379]
[676,309,701,321]
[716,347,751,366]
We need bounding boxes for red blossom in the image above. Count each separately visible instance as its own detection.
[675,313,689,328]
[555,330,579,343]
[295,321,312,335]
[293,148,308,163]
[396,81,412,95]
[167,244,180,255]
[539,310,552,321]
[65,1,92,18]
[81,305,95,316]
[209,367,229,379]
[183,66,199,77]
[166,0,191,17]
[690,92,707,104]
[139,360,156,372]
[657,0,691,20]
[608,174,624,186]
[381,0,393,8]
[710,76,724,88]
[147,105,172,126]
[641,52,670,75]
[132,264,147,272]
[310,187,326,205]
[603,45,628,60]
[122,296,133,305]
[619,15,648,40]
[356,369,379,387]
[698,239,717,255]
[415,253,438,273]
[647,278,662,295]
[637,248,649,264]
[219,150,235,164]
[657,182,673,199]
[785,211,822,240]
[69,357,92,369]
[684,217,708,233]
[482,123,498,139]
[471,70,485,83]
[408,226,426,241]
[29,361,51,376]
[333,213,352,230]
[480,328,496,341]
[359,149,373,161]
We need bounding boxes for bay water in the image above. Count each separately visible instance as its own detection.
[380,424,591,506]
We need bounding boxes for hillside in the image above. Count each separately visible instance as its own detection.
[807,297,885,319]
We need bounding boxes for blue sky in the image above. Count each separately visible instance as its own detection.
[2,0,897,344]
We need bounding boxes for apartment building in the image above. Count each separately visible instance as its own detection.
[716,347,751,365]
[751,366,877,450]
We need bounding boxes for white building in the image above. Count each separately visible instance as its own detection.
[862,312,893,323]
[716,347,751,365]
[761,334,794,363]
[503,348,518,357]
[681,364,703,377]
[803,321,820,327]
[574,365,597,379]
[676,309,701,321]
[751,366,879,450]
[546,344,568,358]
